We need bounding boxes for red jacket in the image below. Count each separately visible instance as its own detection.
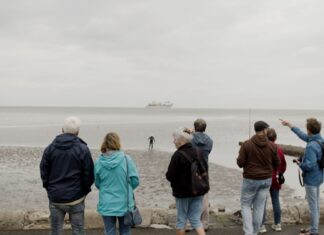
[271,145,287,190]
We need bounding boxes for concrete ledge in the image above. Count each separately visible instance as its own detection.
[0,204,321,231]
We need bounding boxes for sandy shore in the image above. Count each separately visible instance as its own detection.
[0,146,295,213]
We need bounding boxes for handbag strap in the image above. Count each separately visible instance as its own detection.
[298,168,304,187]
[124,155,136,211]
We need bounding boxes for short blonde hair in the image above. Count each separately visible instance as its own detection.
[101,132,121,153]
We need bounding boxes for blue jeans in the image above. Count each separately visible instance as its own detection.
[305,184,320,234]
[175,196,204,229]
[102,216,131,235]
[262,188,281,225]
[49,200,85,235]
[240,178,271,235]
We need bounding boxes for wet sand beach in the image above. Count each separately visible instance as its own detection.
[0,146,295,213]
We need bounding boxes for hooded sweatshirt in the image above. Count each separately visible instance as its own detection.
[192,132,213,162]
[237,134,280,179]
[95,151,139,216]
[40,133,94,203]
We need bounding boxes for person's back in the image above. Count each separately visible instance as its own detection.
[189,118,213,231]
[95,151,139,215]
[237,134,278,180]
[40,116,94,235]
[237,121,279,235]
[95,132,140,235]
[192,132,213,162]
[42,133,93,203]
[281,118,323,235]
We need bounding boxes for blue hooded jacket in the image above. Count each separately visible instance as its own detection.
[192,132,213,162]
[292,127,324,186]
[95,151,139,216]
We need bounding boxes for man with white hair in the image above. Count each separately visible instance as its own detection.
[40,116,94,235]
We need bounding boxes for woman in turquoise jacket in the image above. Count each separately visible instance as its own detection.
[95,132,139,235]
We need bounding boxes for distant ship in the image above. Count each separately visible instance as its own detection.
[146,101,173,108]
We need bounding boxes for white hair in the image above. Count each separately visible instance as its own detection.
[173,127,193,142]
[63,116,81,135]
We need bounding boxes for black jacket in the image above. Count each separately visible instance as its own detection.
[40,133,94,203]
[166,143,206,198]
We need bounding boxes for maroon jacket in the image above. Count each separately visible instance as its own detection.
[237,134,280,180]
[271,145,287,190]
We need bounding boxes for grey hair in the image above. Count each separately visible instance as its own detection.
[63,116,81,135]
[173,127,193,142]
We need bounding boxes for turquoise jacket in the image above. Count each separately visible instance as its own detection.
[94,151,139,216]
[292,127,324,186]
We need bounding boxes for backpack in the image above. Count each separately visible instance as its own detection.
[179,150,210,196]
[314,140,324,169]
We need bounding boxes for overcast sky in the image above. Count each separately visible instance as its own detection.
[0,0,323,109]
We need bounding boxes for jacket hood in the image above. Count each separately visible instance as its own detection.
[52,133,84,150]
[192,132,211,146]
[97,151,125,170]
[251,134,268,147]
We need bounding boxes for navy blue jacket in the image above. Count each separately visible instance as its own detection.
[40,133,94,203]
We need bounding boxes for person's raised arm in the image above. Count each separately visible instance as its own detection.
[280,119,309,142]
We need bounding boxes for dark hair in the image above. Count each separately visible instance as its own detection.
[267,128,277,142]
[306,118,321,135]
[254,121,269,132]
[194,118,207,132]
[101,132,121,153]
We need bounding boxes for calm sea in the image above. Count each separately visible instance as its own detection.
[1,106,324,196]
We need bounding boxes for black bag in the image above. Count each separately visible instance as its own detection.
[124,206,142,226]
[179,150,209,196]
[278,172,285,184]
[314,140,324,168]
[123,156,142,227]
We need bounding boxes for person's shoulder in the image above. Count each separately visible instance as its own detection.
[308,140,321,150]
[241,139,252,148]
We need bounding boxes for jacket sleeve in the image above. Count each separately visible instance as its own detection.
[40,146,51,189]
[127,156,140,190]
[81,147,94,195]
[166,153,178,182]
[237,143,247,168]
[278,148,287,173]
[292,127,309,142]
[94,160,100,189]
[300,143,319,172]
[272,148,280,170]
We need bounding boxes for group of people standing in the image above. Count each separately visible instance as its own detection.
[40,117,140,235]
[237,118,323,235]
[39,116,323,235]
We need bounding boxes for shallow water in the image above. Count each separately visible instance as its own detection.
[1,106,323,197]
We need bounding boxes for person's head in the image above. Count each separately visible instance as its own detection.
[194,118,207,132]
[254,120,269,135]
[306,118,321,135]
[173,127,193,149]
[101,132,121,153]
[267,128,277,142]
[62,116,81,135]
